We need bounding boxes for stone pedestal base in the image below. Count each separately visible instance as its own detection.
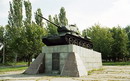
[24,45,102,77]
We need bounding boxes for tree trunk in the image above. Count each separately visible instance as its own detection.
[14,53,17,66]
[28,56,32,66]
[2,44,5,64]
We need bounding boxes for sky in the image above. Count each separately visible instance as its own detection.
[0,0,130,31]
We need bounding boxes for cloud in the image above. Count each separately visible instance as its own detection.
[64,0,119,30]
[63,0,130,30]
[98,0,130,27]
[1,0,11,4]
[0,0,11,26]
[0,0,130,30]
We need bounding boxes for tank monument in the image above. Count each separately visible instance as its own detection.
[24,15,102,77]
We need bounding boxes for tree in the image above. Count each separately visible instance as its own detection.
[125,26,130,59]
[47,15,58,35]
[21,23,45,66]
[0,26,4,43]
[24,0,32,25]
[58,7,68,26]
[8,0,23,28]
[5,25,24,64]
[35,8,43,27]
[83,24,113,61]
[8,0,23,64]
[0,26,4,63]
[23,1,46,66]
[46,7,69,35]
[53,14,60,26]
[111,27,129,61]
[6,0,47,66]
[34,8,47,35]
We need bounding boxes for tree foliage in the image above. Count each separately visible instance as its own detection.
[35,8,43,27]
[46,7,68,35]
[7,0,23,64]
[125,26,130,58]
[111,27,128,61]
[0,26,4,43]
[59,7,68,26]
[83,24,113,60]
[0,26,4,63]
[3,0,46,65]
[8,0,23,27]
[22,23,45,66]
[24,0,32,24]
[47,15,58,35]
[23,0,46,66]
[83,25,129,61]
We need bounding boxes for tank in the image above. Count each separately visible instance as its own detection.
[38,15,93,49]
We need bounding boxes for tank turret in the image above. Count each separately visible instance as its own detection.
[38,15,93,49]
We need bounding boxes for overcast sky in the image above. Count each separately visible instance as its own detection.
[0,0,130,31]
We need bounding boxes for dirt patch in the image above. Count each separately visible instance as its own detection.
[0,66,130,81]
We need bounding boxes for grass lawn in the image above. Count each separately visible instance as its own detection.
[0,62,28,73]
[0,62,28,66]
[103,61,130,66]
[0,66,28,73]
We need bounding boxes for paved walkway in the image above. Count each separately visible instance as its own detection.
[0,66,130,81]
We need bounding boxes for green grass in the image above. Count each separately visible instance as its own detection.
[0,62,28,73]
[0,62,28,66]
[0,66,27,73]
[103,61,130,66]
[88,68,104,75]
[9,62,28,66]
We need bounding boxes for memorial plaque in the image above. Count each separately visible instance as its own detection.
[52,53,60,71]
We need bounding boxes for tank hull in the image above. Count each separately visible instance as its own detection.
[42,34,93,49]
[42,35,67,46]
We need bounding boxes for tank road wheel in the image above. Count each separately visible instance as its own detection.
[82,42,86,47]
[87,44,90,48]
[65,36,68,41]
[89,44,93,49]
[86,43,93,49]
[79,41,82,46]
[65,35,70,44]
[68,37,73,44]
[83,43,88,48]
[76,40,78,45]
[74,39,78,45]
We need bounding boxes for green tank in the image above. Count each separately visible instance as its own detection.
[38,15,93,49]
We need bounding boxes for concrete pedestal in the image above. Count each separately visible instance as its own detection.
[24,45,102,77]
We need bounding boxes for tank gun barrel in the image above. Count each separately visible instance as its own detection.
[37,14,60,28]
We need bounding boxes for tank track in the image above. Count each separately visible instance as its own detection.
[42,34,93,49]
[63,34,93,49]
